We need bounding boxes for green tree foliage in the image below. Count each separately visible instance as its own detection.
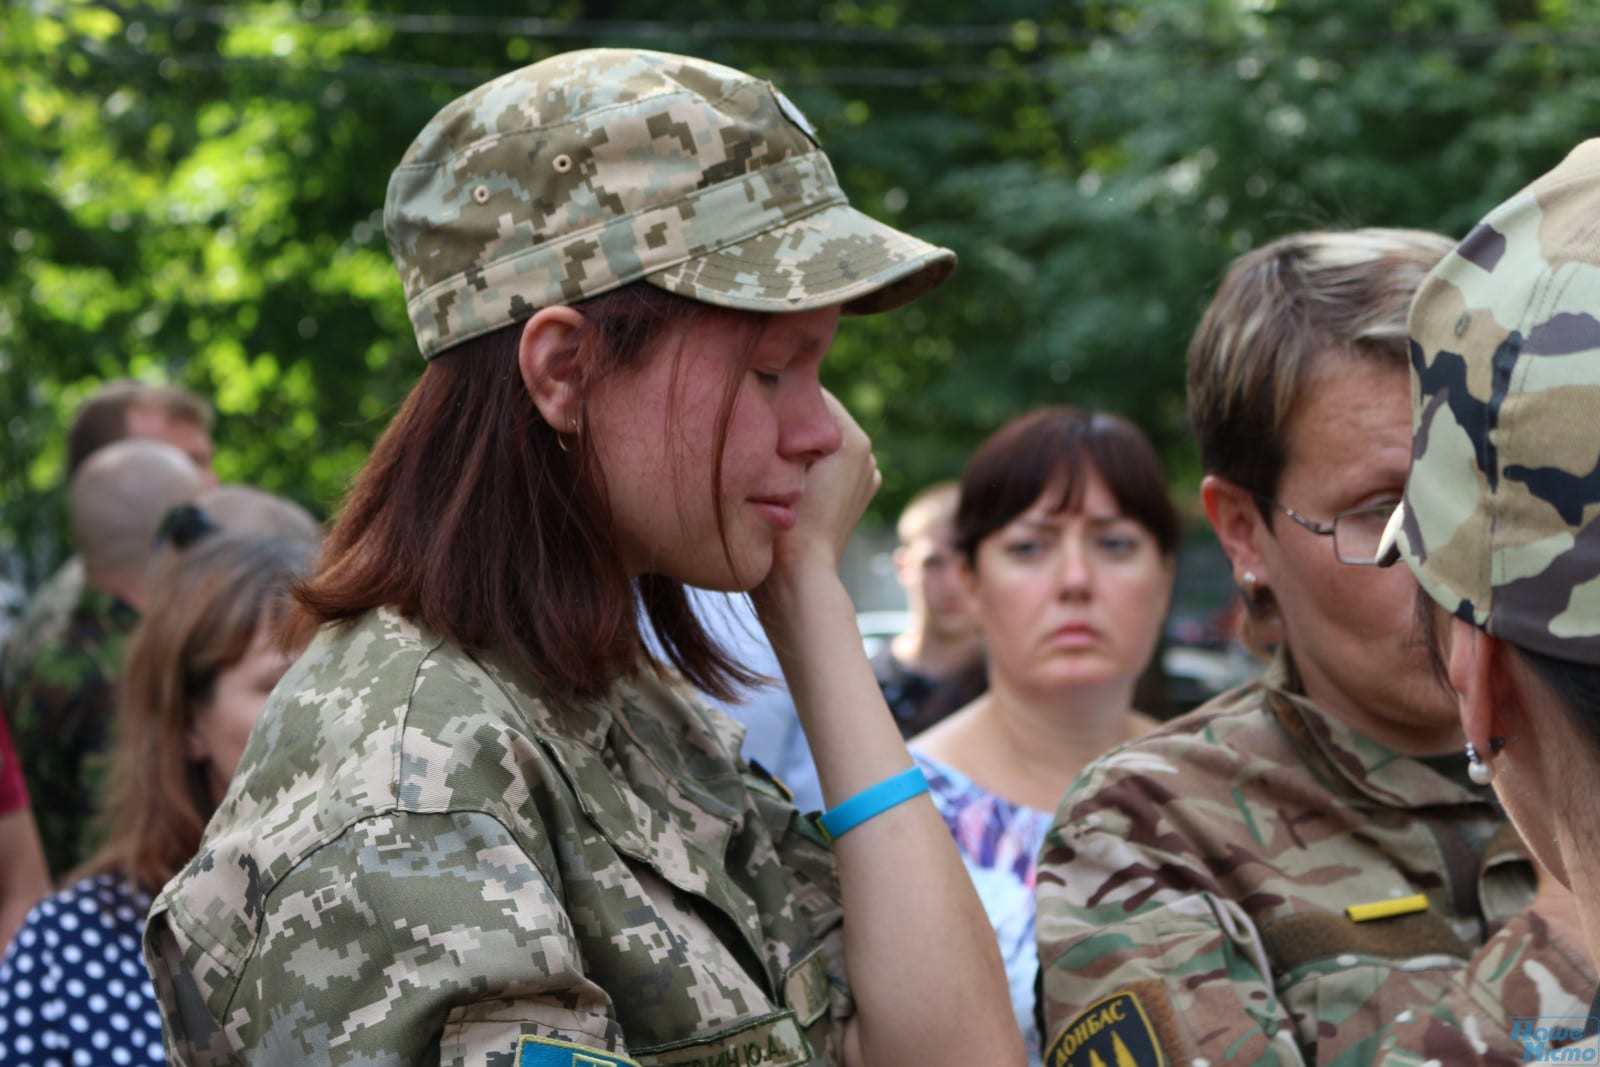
[3,0,1599,582]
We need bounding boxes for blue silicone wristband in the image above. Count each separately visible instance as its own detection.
[816,766,929,841]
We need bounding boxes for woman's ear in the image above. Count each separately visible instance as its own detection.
[1201,475,1268,586]
[517,306,589,433]
[1446,617,1512,751]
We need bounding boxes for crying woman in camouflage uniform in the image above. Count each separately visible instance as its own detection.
[141,48,1020,1067]
[1035,229,1597,1066]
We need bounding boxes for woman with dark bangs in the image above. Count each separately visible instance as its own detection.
[0,534,313,1067]
[145,49,1020,1067]
[911,407,1179,1065]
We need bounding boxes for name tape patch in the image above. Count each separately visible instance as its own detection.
[517,1034,640,1067]
[1047,992,1167,1067]
[632,1010,813,1067]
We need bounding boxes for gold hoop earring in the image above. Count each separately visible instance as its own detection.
[556,417,580,454]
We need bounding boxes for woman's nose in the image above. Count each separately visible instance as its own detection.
[1055,537,1092,598]
[782,385,844,463]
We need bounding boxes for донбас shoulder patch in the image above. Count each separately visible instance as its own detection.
[1046,990,1167,1067]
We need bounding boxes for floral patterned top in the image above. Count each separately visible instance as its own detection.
[911,749,1053,1067]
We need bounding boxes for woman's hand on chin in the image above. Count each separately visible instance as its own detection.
[759,390,879,598]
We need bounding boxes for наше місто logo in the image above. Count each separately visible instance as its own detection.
[1511,1017,1599,1063]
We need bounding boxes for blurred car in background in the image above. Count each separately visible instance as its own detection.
[855,609,911,661]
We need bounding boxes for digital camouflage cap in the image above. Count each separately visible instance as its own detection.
[1379,138,1600,665]
[385,48,956,359]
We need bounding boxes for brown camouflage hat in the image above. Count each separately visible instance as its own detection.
[384,48,956,359]
[1378,139,1600,665]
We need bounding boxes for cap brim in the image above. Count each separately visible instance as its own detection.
[643,202,955,316]
[1374,499,1407,567]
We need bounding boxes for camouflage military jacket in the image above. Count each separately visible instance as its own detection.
[0,555,87,700]
[1,572,136,875]
[145,608,851,1067]
[1035,651,1596,1067]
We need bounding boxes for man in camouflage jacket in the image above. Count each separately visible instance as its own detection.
[3,440,201,875]
[1,572,137,875]
[1034,649,1596,1066]
[0,556,88,708]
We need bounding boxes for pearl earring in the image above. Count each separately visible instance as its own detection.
[1241,571,1258,598]
[1466,741,1495,786]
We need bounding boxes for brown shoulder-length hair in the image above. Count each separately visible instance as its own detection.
[292,282,762,704]
[955,406,1181,564]
[75,533,314,893]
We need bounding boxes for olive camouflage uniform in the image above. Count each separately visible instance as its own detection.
[0,556,86,696]
[0,556,83,818]
[1034,651,1596,1067]
[1384,139,1600,670]
[145,609,851,1066]
[1,566,137,876]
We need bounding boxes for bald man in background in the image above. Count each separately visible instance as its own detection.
[2,381,217,704]
[3,440,204,874]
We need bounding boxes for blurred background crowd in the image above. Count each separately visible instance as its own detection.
[5,4,1600,1065]
[7,0,1600,641]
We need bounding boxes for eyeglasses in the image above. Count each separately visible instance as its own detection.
[1256,497,1400,566]
[154,503,219,550]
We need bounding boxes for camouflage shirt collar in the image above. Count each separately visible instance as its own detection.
[611,673,750,825]
[512,665,767,964]
[469,644,750,812]
[468,639,617,752]
[1264,649,1485,809]
[470,635,750,854]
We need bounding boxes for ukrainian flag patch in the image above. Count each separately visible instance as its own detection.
[517,1034,641,1067]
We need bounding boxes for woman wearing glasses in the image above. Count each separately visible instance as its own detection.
[1034,229,1596,1065]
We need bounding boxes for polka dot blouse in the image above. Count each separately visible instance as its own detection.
[0,872,164,1066]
